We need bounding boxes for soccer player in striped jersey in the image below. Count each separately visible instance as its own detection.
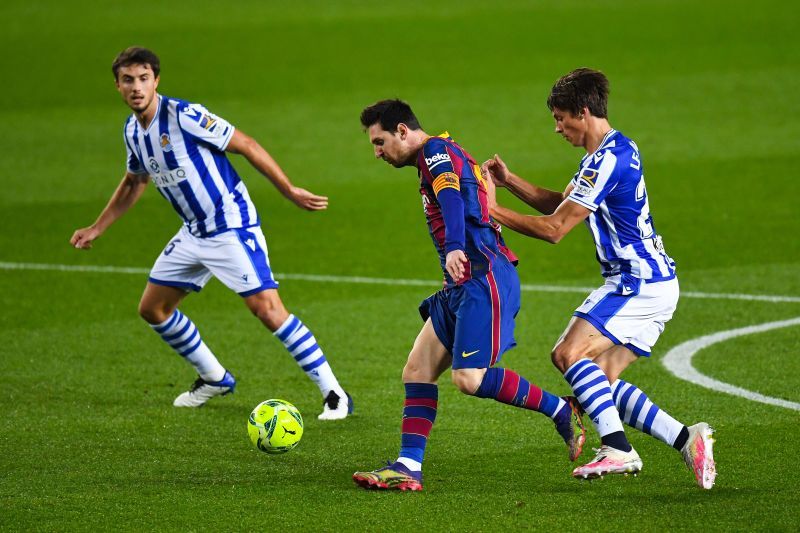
[483,68,715,488]
[351,99,585,492]
[69,47,352,420]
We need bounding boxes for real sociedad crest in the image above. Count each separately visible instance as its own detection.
[160,133,173,152]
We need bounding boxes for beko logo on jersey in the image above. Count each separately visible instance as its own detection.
[425,153,451,167]
[150,167,189,187]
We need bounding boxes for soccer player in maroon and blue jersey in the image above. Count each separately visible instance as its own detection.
[352,99,585,491]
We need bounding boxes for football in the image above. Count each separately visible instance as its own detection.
[247,399,304,454]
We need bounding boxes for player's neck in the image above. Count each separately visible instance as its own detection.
[584,118,612,154]
[134,93,160,129]
[409,129,430,168]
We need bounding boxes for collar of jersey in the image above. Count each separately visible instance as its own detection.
[138,94,163,133]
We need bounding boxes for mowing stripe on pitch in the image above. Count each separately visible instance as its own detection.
[4,260,800,410]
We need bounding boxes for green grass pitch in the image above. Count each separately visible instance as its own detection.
[1,0,799,530]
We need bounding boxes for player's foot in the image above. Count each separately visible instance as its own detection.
[318,390,353,420]
[572,445,642,479]
[681,422,716,489]
[554,396,586,461]
[352,461,423,491]
[173,370,236,407]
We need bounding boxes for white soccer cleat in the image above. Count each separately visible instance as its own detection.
[572,445,643,479]
[173,371,236,407]
[317,390,353,420]
[681,422,716,489]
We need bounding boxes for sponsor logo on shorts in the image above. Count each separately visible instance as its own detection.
[461,349,479,358]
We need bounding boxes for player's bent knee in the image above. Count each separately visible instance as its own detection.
[138,303,171,325]
[451,369,483,395]
[551,343,583,373]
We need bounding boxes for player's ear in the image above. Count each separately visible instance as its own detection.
[154,75,160,89]
[578,106,590,120]
[397,123,408,140]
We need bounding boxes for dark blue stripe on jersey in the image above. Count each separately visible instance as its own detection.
[157,187,191,223]
[211,150,247,229]
[177,180,208,236]
[142,130,155,158]
[124,118,143,173]
[158,98,180,170]
[631,240,665,278]
[131,120,145,168]
[231,185,253,227]
[178,121,225,235]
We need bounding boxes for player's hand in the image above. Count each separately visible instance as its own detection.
[445,249,468,282]
[70,226,101,250]
[288,186,329,211]
[483,170,498,210]
[481,154,509,187]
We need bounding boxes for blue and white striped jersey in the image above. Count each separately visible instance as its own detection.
[123,94,259,237]
[567,129,676,282]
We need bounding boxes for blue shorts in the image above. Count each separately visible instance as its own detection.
[419,261,520,370]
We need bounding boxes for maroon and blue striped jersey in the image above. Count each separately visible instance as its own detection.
[417,132,518,287]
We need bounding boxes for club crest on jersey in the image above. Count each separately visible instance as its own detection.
[160,133,173,152]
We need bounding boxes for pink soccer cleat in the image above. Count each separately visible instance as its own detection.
[681,422,716,489]
[572,445,643,479]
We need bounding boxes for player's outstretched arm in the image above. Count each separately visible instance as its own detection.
[226,130,328,211]
[70,171,149,250]
[484,175,589,244]
[482,154,564,215]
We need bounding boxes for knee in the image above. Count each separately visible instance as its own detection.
[451,369,484,395]
[248,298,288,331]
[402,359,425,383]
[551,342,583,374]
[138,300,172,325]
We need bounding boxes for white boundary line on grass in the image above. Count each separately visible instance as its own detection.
[3,260,800,410]
[3,261,800,302]
[662,317,800,411]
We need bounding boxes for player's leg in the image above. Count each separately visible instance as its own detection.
[205,226,351,420]
[552,317,642,478]
[242,288,351,420]
[353,318,451,491]
[596,331,715,487]
[594,346,689,449]
[143,232,234,407]
[450,265,586,460]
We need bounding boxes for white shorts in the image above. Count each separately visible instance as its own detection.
[148,225,279,296]
[574,274,679,356]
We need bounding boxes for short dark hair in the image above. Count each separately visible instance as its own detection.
[360,99,422,132]
[112,47,160,80]
[546,68,609,118]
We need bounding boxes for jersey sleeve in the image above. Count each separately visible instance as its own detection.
[123,120,146,174]
[422,139,465,253]
[177,102,235,151]
[567,149,619,211]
